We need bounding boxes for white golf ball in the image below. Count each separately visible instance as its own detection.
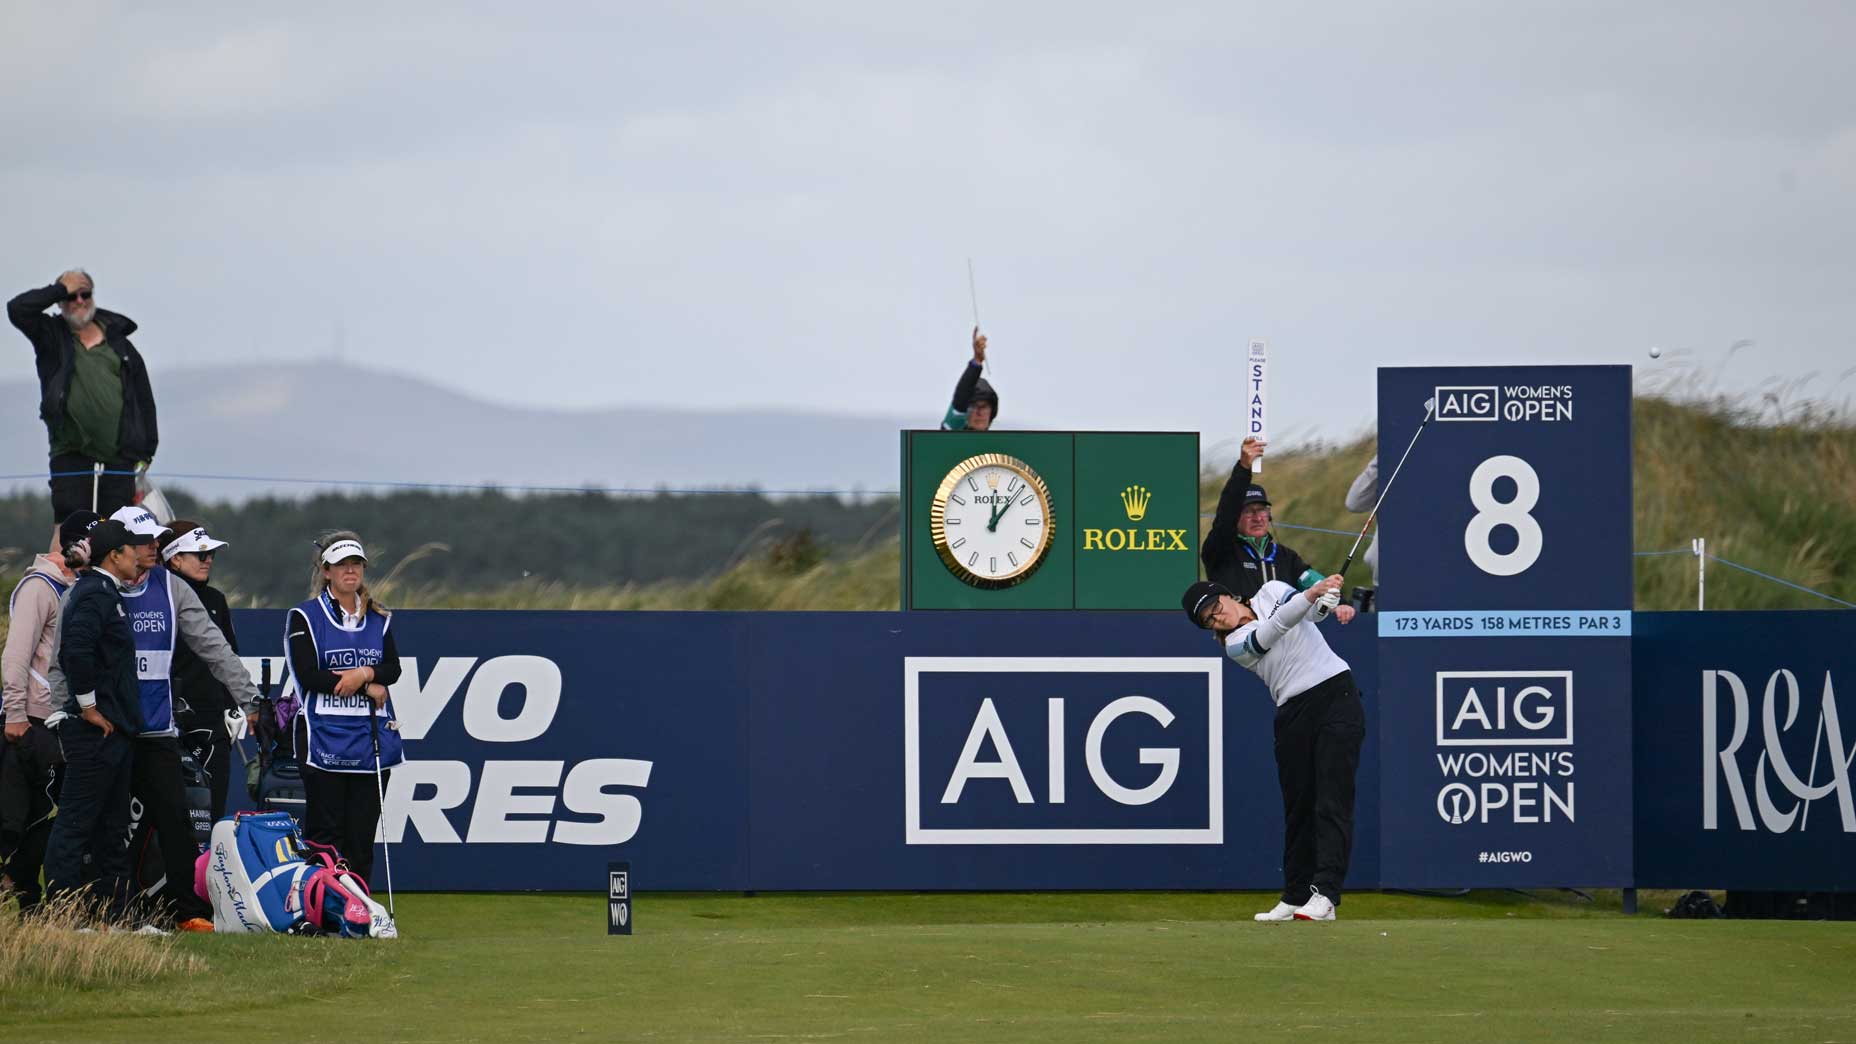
[1648,345,1662,359]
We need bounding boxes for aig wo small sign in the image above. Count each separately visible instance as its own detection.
[607,862,632,935]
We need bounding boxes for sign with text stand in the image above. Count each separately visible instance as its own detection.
[1376,366,1633,888]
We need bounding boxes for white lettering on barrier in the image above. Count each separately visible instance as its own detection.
[1703,669,1855,833]
[385,758,654,845]
[1084,696,1179,806]
[940,695,1183,808]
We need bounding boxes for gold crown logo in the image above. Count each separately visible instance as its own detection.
[1120,485,1151,521]
[986,473,1000,489]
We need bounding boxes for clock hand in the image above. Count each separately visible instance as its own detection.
[986,500,1004,532]
[991,494,1016,530]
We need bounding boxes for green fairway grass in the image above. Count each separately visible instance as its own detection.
[5,890,1853,1043]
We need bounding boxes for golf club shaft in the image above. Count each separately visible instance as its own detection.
[1339,400,1437,582]
[370,706,396,919]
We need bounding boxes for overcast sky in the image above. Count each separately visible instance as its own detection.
[6,2,1853,460]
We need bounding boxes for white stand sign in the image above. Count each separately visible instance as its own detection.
[1246,338,1268,473]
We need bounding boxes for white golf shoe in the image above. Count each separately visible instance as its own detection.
[1254,900,1298,922]
[1293,890,1336,921]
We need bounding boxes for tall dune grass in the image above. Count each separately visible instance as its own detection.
[0,893,202,1000]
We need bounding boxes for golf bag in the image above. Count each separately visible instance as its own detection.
[246,691,309,819]
[197,811,396,938]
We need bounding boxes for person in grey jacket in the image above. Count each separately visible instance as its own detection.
[41,519,149,920]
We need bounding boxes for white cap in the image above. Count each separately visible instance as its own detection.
[161,525,229,562]
[109,505,170,539]
[320,538,368,565]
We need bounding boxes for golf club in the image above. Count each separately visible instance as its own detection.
[369,704,396,921]
[1339,396,1436,582]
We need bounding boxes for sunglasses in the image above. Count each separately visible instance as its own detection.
[65,290,93,302]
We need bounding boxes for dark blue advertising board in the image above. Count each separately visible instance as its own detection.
[1634,612,1856,889]
[230,610,1381,892]
[1376,366,1634,886]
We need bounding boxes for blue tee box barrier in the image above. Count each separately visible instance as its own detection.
[229,607,1851,892]
[1376,366,1634,888]
[231,609,1379,892]
[1632,611,1856,890]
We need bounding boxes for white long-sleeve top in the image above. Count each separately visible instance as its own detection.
[1222,580,1351,706]
[1344,455,1380,585]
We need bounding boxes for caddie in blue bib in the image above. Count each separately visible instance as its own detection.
[121,564,178,733]
[291,590,404,773]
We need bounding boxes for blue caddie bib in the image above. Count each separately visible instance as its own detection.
[120,566,177,733]
[290,591,404,773]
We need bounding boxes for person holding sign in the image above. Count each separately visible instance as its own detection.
[1203,438,1355,622]
[1183,575,1365,922]
[938,328,999,431]
[285,532,403,887]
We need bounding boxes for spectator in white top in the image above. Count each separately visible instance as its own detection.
[1183,576,1365,922]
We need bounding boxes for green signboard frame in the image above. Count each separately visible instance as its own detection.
[900,431,1200,610]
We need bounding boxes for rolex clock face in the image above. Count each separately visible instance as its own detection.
[930,453,1055,588]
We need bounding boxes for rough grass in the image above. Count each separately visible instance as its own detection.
[0,892,203,996]
[7,890,1854,1043]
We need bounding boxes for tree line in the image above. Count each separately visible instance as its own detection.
[0,488,899,607]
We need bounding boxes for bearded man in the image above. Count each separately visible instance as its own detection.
[9,270,159,522]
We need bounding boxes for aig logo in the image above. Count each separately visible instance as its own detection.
[1436,671,1573,746]
[904,657,1223,845]
[1703,669,1853,833]
[1435,386,1499,422]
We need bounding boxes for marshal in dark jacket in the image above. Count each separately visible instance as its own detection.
[7,281,159,462]
[1200,457,1324,601]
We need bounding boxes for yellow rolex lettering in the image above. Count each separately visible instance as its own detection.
[1103,528,1127,551]
[1166,529,1188,551]
[1147,528,1170,550]
[1082,529,1105,550]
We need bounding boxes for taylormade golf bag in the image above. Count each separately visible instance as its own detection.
[197,811,396,938]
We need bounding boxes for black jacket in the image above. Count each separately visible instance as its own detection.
[55,569,146,735]
[173,574,239,727]
[1201,458,1321,600]
[7,282,159,462]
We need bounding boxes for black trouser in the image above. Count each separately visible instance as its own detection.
[304,765,388,887]
[43,719,135,919]
[1273,671,1366,906]
[1,719,66,910]
[48,452,136,521]
[129,735,211,922]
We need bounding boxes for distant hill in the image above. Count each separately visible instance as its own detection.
[0,361,916,500]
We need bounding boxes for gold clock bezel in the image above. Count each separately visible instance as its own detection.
[929,453,1056,589]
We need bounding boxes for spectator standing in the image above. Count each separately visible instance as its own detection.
[939,328,999,431]
[1344,455,1381,590]
[41,519,150,921]
[1,512,96,912]
[287,532,404,886]
[1203,437,1355,623]
[157,520,240,819]
[7,270,158,522]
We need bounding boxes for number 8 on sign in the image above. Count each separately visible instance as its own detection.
[1464,455,1543,576]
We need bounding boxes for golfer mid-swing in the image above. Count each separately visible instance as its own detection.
[1183,575,1365,921]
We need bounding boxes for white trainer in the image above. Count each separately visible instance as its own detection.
[1253,901,1298,922]
[1293,890,1336,921]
